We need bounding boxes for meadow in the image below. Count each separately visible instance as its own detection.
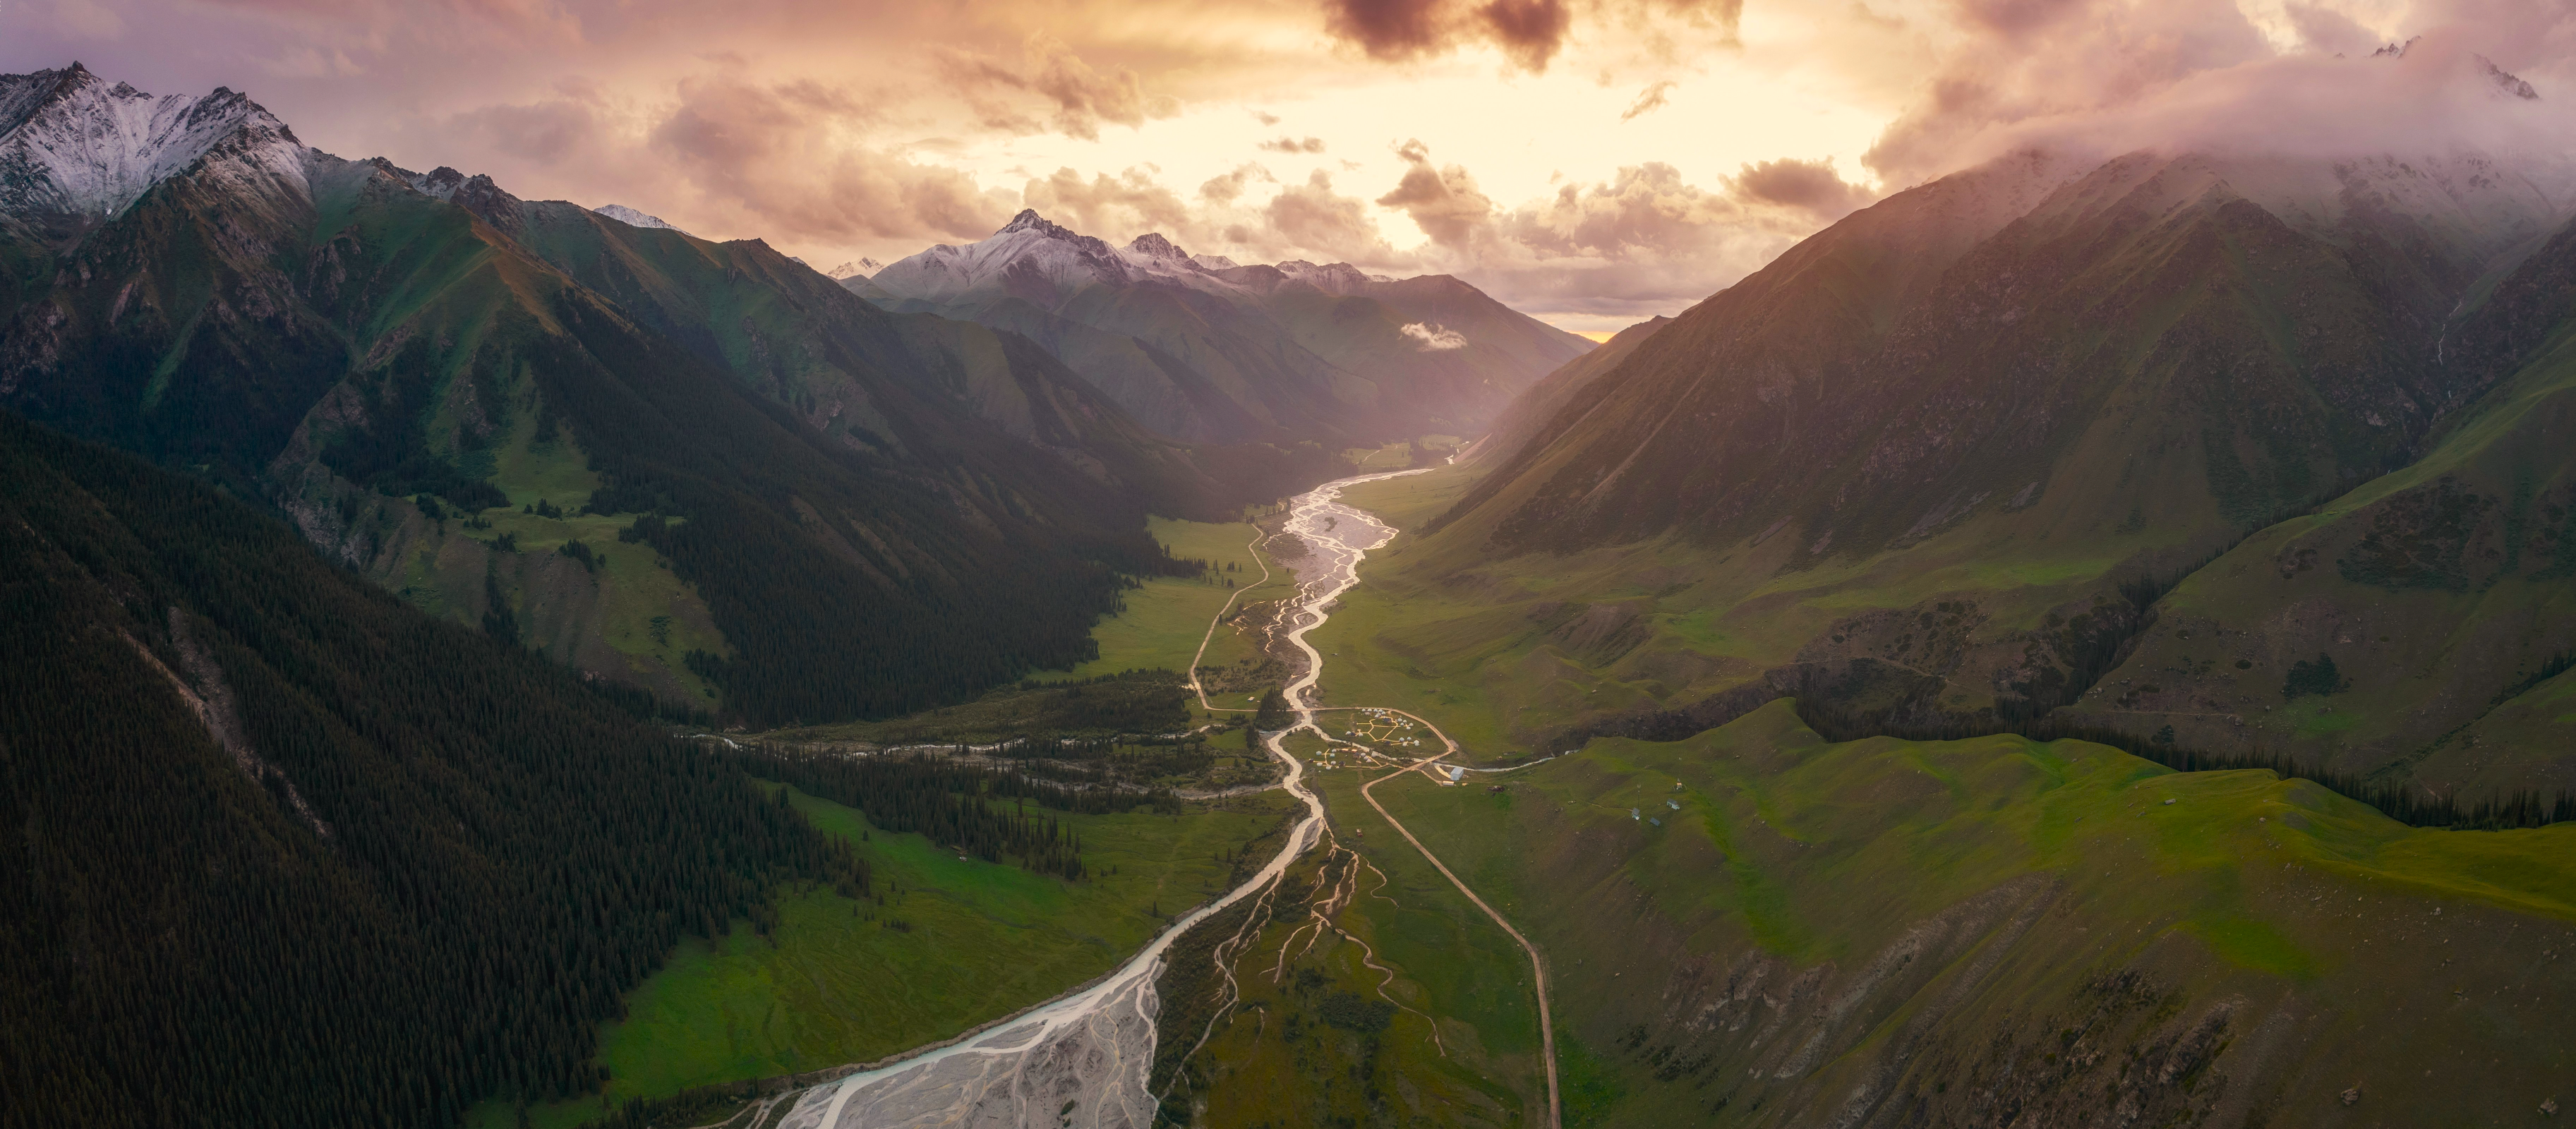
[471,784,1296,1128]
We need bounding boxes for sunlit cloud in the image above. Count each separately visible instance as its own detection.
[7,0,2569,336]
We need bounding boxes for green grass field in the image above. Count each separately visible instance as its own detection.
[1351,699,2576,1123]
[469,784,1297,1129]
[1059,517,1277,681]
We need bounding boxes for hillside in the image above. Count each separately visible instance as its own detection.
[0,410,849,1129]
[2064,210,2576,793]
[860,210,1592,446]
[1377,147,2576,756]
[0,64,1298,725]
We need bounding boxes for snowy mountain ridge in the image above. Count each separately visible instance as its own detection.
[872,208,1396,310]
[0,63,309,230]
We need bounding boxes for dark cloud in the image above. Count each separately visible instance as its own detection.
[1479,0,1572,71]
[1318,0,1731,74]
[1725,156,1873,219]
[1620,79,1676,120]
[1322,0,1452,62]
[1258,135,1328,153]
[1375,138,1494,250]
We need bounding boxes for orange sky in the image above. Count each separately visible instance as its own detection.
[7,0,2570,332]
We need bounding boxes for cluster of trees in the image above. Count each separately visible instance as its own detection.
[0,414,862,1129]
[725,745,1142,879]
[313,337,511,514]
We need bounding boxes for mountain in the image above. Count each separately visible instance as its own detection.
[464,181,1331,522]
[860,210,1592,445]
[0,64,1288,726]
[1464,314,1668,466]
[2062,209,2576,794]
[0,409,849,1129]
[0,63,305,242]
[1407,144,2576,751]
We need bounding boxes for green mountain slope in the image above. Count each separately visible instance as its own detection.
[1467,313,1668,468]
[0,71,1279,725]
[1391,149,2572,741]
[0,411,848,1129]
[480,185,1331,519]
[2065,212,2576,794]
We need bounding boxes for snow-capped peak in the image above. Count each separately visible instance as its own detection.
[871,209,1406,310]
[826,259,883,279]
[0,62,309,227]
[596,203,689,235]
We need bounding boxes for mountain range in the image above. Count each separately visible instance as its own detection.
[853,210,1591,446]
[0,63,1486,725]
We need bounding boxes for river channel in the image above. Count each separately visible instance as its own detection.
[774,468,1431,1129]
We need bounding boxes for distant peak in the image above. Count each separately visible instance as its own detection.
[826,258,883,279]
[998,208,1071,238]
[1127,232,1188,260]
[2478,55,2541,100]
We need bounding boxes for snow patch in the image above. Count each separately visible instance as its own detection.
[0,62,309,225]
[595,203,688,234]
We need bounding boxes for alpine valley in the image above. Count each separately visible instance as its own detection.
[8,32,2576,1129]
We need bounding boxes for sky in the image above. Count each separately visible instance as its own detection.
[6,0,2572,334]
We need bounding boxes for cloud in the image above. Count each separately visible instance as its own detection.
[1444,159,1846,317]
[642,73,1015,243]
[1724,156,1872,220]
[2282,2,2382,56]
[1262,170,1398,264]
[1376,138,1495,250]
[1861,0,2576,187]
[1620,80,1676,121]
[1198,163,1275,204]
[1400,321,1469,349]
[1258,135,1328,153]
[1318,0,1734,74]
[1322,0,1452,62]
[938,33,1175,140]
[1021,165,1197,240]
[1481,0,1574,71]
